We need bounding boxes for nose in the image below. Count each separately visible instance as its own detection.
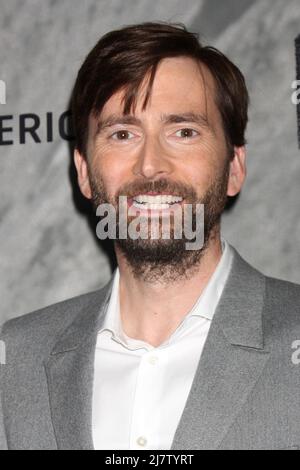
[132,135,173,179]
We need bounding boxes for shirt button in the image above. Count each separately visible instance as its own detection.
[148,355,158,365]
[137,436,147,447]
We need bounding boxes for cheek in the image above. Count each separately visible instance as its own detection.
[175,149,219,188]
[91,149,131,196]
[183,168,213,195]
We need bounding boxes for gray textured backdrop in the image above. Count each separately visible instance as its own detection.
[1,0,300,324]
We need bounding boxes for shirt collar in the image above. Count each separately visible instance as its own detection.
[99,238,234,346]
[187,238,233,321]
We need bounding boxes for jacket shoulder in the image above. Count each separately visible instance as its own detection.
[264,275,300,335]
[0,284,111,357]
[265,275,300,301]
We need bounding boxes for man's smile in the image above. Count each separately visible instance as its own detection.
[126,193,184,215]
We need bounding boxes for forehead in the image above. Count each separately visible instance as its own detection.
[93,56,221,127]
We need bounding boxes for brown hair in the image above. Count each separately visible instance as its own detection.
[71,21,249,157]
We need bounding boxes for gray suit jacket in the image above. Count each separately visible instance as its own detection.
[1,246,300,450]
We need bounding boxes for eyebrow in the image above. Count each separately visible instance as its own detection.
[96,112,210,135]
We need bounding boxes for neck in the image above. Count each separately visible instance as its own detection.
[115,234,223,348]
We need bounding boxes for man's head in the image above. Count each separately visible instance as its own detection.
[72,22,248,282]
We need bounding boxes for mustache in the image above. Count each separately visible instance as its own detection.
[115,178,198,202]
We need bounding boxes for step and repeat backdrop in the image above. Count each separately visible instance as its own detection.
[1,0,300,323]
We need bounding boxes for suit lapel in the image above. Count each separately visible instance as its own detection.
[44,279,113,450]
[171,248,271,450]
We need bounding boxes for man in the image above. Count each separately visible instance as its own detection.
[1,22,300,451]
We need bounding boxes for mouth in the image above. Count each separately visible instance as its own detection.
[126,192,184,214]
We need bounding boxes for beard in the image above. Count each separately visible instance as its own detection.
[88,163,230,283]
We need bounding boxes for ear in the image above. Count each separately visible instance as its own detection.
[74,149,92,199]
[227,146,247,197]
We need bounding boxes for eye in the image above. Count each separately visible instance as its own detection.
[175,128,199,139]
[110,130,134,141]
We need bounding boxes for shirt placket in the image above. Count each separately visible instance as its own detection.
[129,348,164,450]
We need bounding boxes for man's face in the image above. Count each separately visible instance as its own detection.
[75,56,246,281]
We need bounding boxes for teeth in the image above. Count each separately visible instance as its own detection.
[133,195,183,204]
[133,202,172,210]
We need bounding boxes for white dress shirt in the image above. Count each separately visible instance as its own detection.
[92,239,234,450]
